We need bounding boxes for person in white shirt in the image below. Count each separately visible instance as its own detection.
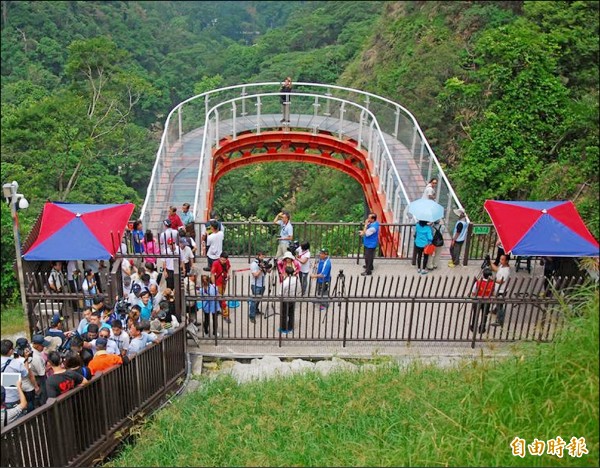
[179,239,195,276]
[295,242,311,294]
[203,221,224,272]
[279,266,299,334]
[422,177,438,200]
[159,220,179,253]
[490,255,511,328]
[110,320,130,357]
[161,240,180,290]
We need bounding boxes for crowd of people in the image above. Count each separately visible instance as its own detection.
[2,190,526,426]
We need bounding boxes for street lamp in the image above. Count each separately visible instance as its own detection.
[3,181,30,331]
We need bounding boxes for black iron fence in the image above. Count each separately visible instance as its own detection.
[0,325,187,467]
[185,273,585,348]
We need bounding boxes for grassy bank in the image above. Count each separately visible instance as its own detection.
[108,288,598,467]
[0,303,28,337]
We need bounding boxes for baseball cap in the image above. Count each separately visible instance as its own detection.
[15,337,29,349]
[320,248,329,254]
[32,335,51,347]
[131,283,142,295]
[163,219,172,227]
[157,310,167,320]
[50,314,64,326]
[283,251,295,260]
[453,208,466,217]
[95,337,108,348]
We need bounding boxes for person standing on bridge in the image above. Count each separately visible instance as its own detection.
[448,209,469,268]
[359,213,379,276]
[168,206,184,231]
[280,77,292,123]
[180,202,195,227]
[274,210,293,259]
[422,178,438,200]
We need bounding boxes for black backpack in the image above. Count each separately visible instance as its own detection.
[432,226,444,247]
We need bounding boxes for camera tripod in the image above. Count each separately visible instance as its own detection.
[321,269,347,324]
[262,269,280,319]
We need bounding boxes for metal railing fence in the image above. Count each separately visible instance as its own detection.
[140,82,466,235]
[195,221,496,264]
[186,274,585,349]
[1,325,187,467]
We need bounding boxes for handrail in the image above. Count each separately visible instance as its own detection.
[141,82,466,226]
[192,91,411,221]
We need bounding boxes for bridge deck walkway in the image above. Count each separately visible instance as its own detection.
[149,113,423,228]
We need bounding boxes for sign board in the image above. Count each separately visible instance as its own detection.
[472,226,491,235]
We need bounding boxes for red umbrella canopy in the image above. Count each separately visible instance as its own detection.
[23,202,135,261]
[484,200,599,257]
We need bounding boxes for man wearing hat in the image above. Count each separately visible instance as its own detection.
[311,249,332,311]
[30,335,50,407]
[159,219,178,254]
[46,314,67,346]
[449,208,469,268]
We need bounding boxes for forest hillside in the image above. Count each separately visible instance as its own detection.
[1,1,598,304]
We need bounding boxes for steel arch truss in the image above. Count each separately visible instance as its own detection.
[207,130,400,256]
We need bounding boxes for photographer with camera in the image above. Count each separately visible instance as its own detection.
[311,248,332,311]
[249,252,270,323]
[295,242,311,294]
[359,213,379,276]
[1,339,38,413]
[273,211,294,259]
[30,335,50,407]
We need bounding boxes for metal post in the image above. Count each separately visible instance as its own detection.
[4,181,29,332]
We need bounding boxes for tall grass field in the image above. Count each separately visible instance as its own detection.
[108,287,598,466]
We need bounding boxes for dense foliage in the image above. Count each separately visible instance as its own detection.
[342,1,599,227]
[1,1,598,304]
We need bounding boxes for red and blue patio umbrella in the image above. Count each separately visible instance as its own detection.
[484,200,599,257]
[23,202,135,261]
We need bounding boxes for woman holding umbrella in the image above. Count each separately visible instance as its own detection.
[414,220,433,274]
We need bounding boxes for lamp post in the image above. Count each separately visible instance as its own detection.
[3,181,30,331]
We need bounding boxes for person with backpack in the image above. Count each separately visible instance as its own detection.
[427,220,445,271]
[469,268,495,334]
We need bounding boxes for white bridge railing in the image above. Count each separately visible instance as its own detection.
[140,82,465,234]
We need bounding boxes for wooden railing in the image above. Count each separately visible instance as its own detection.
[1,325,187,467]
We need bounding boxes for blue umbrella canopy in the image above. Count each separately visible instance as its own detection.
[408,198,444,222]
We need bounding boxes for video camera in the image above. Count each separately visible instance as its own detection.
[481,254,491,270]
[259,258,274,273]
[14,338,32,360]
[114,298,131,321]
[287,240,300,256]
